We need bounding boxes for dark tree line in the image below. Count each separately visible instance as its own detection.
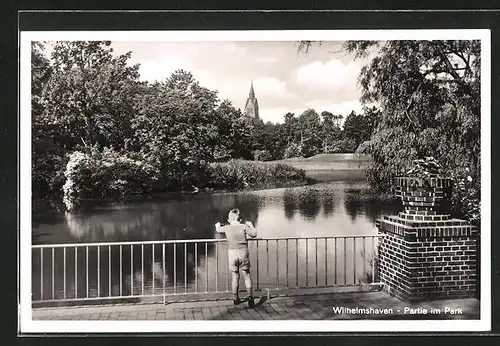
[250,108,377,161]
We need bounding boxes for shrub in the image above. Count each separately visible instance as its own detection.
[62,149,158,211]
[253,149,273,161]
[207,160,306,191]
[283,143,302,159]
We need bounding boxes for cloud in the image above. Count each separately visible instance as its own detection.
[138,55,195,82]
[252,77,294,99]
[304,99,363,115]
[294,59,361,90]
[259,107,297,123]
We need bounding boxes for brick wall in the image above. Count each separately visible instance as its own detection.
[377,176,478,301]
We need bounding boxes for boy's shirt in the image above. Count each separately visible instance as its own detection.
[216,221,257,249]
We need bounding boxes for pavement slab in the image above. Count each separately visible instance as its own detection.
[32,290,480,321]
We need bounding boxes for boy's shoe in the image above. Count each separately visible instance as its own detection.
[247,296,255,308]
[233,298,241,305]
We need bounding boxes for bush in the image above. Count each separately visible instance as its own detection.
[207,160,307,191]
[253,149,273,161]
[449,167,480,226]
[284,143,302,159]
[62,149,158,211]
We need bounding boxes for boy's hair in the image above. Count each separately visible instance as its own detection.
[228,208,240,222]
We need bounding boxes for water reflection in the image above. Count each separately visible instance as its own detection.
[283,190,296,220]
[282,187,340,221]
[321,189,336,217]
[297,188,321,220]
[62,193,261,243]
[343,187,401,224]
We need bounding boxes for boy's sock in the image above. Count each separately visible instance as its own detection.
[247,295,254,308]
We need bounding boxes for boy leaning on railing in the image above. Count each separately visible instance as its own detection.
[215,208,257,307]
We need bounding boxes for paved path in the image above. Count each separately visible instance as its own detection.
[33,291,479,321]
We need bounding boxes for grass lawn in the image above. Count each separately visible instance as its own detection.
[270,154,372,179]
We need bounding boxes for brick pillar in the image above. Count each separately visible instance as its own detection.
[376,176,478,301]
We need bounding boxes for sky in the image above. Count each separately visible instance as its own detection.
[109,41,370,124]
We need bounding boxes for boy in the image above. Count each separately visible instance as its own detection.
[215,208,257,307]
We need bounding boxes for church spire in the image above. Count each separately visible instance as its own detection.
[249,80,255,98]
[244,80,259,118]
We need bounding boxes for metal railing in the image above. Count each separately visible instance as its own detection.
[31,235,382,305]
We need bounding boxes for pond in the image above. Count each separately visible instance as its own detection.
[31,180,401,302]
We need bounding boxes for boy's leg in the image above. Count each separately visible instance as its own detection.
[241,269,254,307]
[241,269,253,297]
[228,250,241,304]
[231,271,240,300]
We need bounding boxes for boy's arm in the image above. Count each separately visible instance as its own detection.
[215,222,225,233]
[244,221,257,238]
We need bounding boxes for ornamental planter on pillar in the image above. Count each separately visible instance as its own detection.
[376,158,478,301]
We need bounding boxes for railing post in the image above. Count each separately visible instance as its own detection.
[141,244,144,295]
[51,248,54,300]
[173,243,176,294]
[152,244,155,295]
[362,237,366,283]
[195,242,198,293]
[184,243,187,293]
[266,239,269,287]
[108,245,111,297]
[63,246,66,299]
[275,239,279,288]
[163,243,166,297]
[40,248,43,301]
[256,240,259,290]
[75,247,78,299]
[119,245,122,297]
[285,239,288,288]
[306,238,308,287]
[295,238,298,287]
[325,238,328,286]
[86,246,89,298]
[353,237,356,285]
[97,246,100,298]
[205,242,208,293]
[215,242,218,292]
[315,238,318,287]
[130,245,133,296]
[334,238,337,285]
[344,238,347,285]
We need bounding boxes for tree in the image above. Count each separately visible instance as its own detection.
[283,112,299,145]
[349,40,480,223]
[32,41,142,197]
[300,40,481,223]
[214,100,253,160]
[32,42,61,197]
[129,70,222,189]
[342,110,376,152]
[251,118,288,160]
[41,41,141,150]
[296,109,323,157]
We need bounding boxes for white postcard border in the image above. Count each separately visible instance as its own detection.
[19,29,491,333]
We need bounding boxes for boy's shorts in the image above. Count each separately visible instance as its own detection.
[228,248,251,272]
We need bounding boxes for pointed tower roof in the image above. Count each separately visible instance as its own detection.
[249,80,255,98]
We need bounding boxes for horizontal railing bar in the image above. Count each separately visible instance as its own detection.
[32,235,384,248]
[32,282,385,304]
[32,239,228,248]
